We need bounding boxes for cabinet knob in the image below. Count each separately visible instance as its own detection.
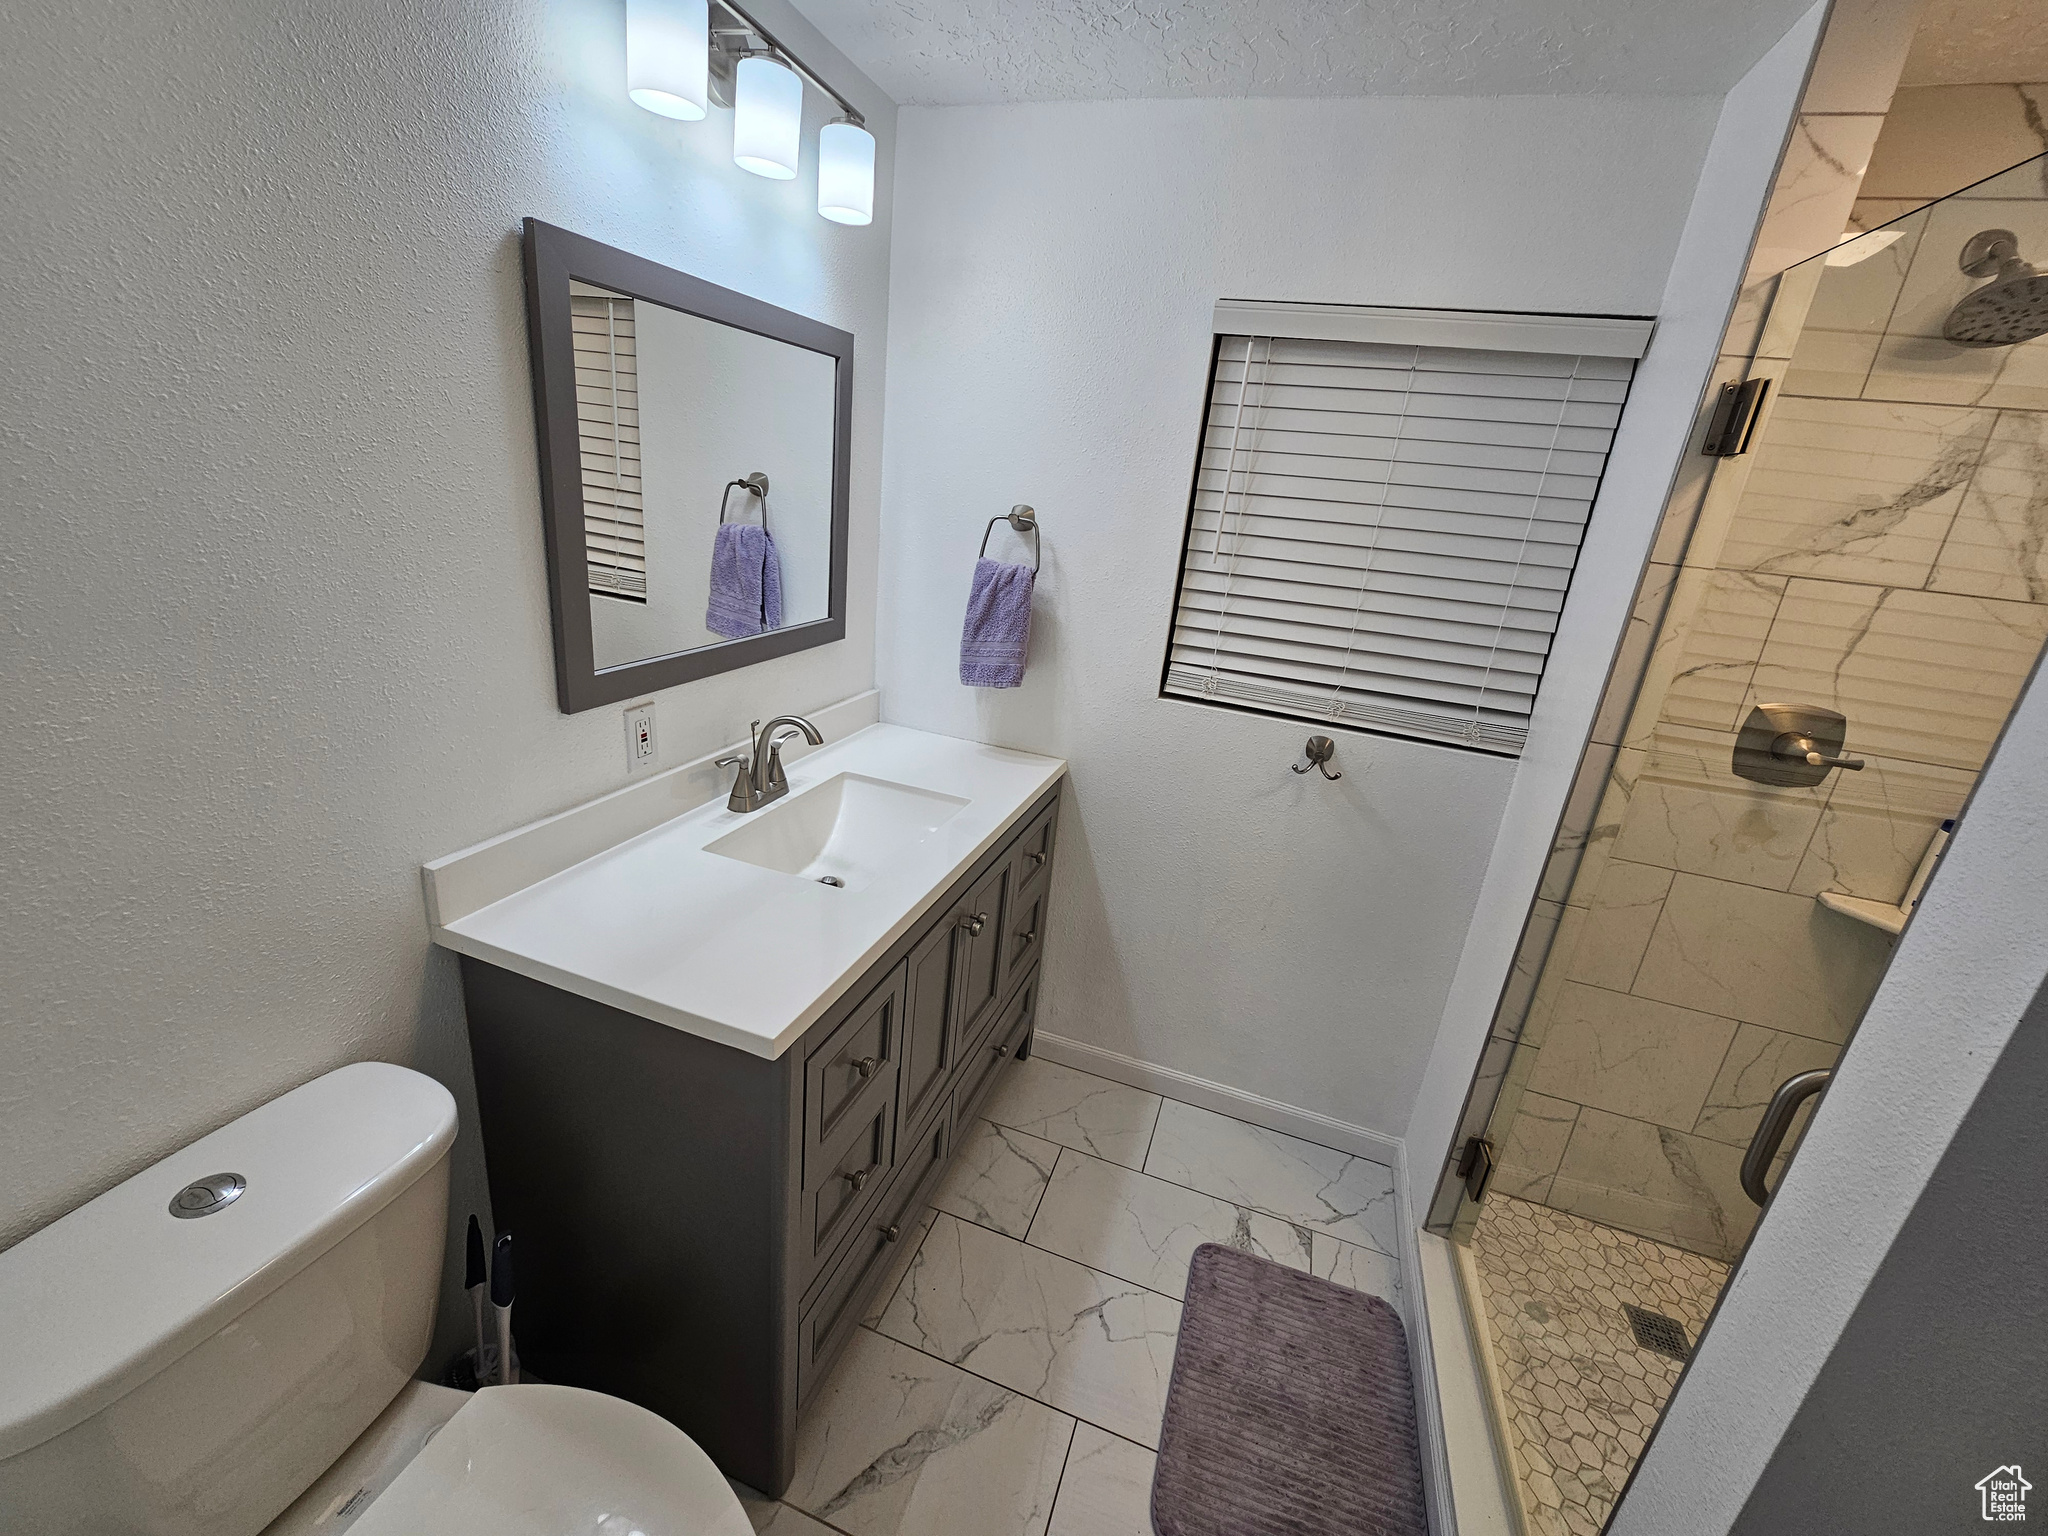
[880,1223,901,1242]
[992,1042,1010,1059]
[852,1055,878,1080]
[960,912,987,936]
[846,1166,872,1192]
[1018,930,1036,946]
[1028,851,1047,869]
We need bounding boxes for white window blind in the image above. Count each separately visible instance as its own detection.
[570,283,645,601]
[1163,313,1645,754]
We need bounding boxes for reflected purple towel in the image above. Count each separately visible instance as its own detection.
[705,523,783,639]
[959,557,1034,688]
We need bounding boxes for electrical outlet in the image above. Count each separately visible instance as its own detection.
[624,703,657,775]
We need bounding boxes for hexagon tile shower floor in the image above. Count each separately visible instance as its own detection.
[1468,1197,1728,1536]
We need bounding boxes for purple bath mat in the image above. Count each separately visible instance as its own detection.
[1151,1243,1429,1536]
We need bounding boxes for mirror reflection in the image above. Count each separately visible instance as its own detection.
[570,280,837,670]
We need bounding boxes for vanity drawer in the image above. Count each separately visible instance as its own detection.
[955,969,1037,1130]
[797,1096,954,1403]
[1001,877,1049,993]
[1010,801,1058,891]
[805,962,905,1177]
[952,858,1012,1054]
[804,1095,895,1272]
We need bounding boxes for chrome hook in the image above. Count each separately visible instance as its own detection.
[1291,736,1341,780]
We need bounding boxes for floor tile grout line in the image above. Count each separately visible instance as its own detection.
[1041,1416,1081,1535]
[1017,1140,1065,1245]
[923,1205,1192,1308]
[852,1320,1165,1458]
[1120,1159,1402,1263]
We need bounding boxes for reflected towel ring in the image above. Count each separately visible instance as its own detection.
[979,504,1040,573]
[720,472,770,530]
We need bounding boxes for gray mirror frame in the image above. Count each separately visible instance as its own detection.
[521,217,853,714]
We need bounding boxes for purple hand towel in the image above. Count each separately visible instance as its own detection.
[960,557,1034,688]
[706,523,784,639]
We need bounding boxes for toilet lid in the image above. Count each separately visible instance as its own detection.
[347,1384,752,1536]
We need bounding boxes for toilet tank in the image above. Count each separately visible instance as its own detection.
[0,1062,458,1536]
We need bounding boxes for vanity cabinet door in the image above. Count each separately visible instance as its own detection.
[899,921,957,1131]
[950,859,1011,1058]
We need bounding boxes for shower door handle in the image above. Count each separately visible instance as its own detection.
[1740,1068,1832,1206]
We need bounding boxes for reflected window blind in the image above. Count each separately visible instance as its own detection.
[570,284,645,601]
[1163,322,1641,754]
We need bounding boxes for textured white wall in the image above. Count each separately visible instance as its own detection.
[0,0,893,1362]
[874,94,1720,1138]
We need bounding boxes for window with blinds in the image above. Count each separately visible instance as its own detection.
[1162,303,1649,755]
[570,283,646,601]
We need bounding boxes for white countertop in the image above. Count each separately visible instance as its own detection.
[428,725,1066,1060]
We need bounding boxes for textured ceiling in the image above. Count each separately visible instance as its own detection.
[787,0,1820,104]
[1900,0,2048,84]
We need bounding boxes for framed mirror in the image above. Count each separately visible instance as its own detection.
[521,218,852,713]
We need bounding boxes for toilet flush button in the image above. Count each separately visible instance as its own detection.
[169,1173,247,1218]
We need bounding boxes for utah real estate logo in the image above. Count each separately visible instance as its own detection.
[1978,1465,2030,1522]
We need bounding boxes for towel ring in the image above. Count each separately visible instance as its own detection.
[720,472,770,530]
[979,505,1040,573]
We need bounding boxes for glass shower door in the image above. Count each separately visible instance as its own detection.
[1437,152,2048,1536]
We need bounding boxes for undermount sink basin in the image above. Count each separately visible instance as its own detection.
[704,773,970,890]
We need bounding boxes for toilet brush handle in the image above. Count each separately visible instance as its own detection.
[491,1233,517,1386]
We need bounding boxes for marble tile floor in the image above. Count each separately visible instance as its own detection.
[1467,1195,1729,1536]
[732,1056,1404,1536]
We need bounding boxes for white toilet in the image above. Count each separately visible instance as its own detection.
[0,1062,753,1536]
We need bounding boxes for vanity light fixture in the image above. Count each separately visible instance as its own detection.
[626,0,873,223]
[626,0,710,121]
[733,55,803,179]
[817,120,876,225]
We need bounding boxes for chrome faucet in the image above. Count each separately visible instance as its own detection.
[716,715,825,813]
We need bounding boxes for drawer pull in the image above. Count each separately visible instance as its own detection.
[852,1055,878,1080]
[880,1223,902,1242]
[992,1042,1010,1059]
[845,1165,875,1193]
[1027,851,1047,869]
[960,911,988,936]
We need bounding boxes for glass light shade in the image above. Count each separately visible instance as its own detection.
[626,0,708,120]
[817,121,875,225]
[733,57,803,180]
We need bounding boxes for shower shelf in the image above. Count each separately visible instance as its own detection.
[1817,891,1907,936]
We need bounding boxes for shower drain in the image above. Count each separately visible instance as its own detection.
[1623,1304,1692,1362]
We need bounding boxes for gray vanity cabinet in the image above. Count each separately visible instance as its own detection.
[460,781,1061,1499]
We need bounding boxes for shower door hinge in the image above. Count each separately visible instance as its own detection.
[1456,1137,1496,1202]
[1701,375,1771,456]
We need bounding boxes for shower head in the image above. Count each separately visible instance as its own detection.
[1943,229,2048,347]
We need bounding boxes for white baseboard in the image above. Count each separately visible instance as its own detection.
[1027,1032,1405,1168]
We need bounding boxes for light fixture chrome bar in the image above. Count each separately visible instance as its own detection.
[709,0,864,126]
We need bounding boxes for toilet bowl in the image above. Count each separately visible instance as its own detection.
[0,1061,751,1536]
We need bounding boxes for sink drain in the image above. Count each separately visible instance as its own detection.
[817,875,844,887]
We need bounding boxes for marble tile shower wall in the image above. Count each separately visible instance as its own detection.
[1491,158,2048,1261]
